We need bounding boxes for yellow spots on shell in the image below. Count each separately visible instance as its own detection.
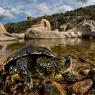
[53,74,63,80]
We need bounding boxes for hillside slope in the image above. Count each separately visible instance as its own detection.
[5,5,95,33]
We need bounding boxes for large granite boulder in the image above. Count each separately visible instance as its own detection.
[25,19,95,39]
[59,16,85,31]
[66,20,95,38]
[11,33,25,39]
[25,19,52,38]
[25,18,79,39]
[0,23,7,33]
[25,28,82,39]
[25,30,67,39]
[0,23,17,41]
[32,19,51,31]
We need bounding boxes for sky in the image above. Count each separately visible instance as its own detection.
[0,0,95,24]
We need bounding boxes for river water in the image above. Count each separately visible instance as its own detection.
[0,38,95,64]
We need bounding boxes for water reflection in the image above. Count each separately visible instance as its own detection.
[25,38,82,49]
[0,38,95,57]
[0,40,25,57]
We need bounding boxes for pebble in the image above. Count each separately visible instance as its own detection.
[82,69,90,75]
[72,79,93,94]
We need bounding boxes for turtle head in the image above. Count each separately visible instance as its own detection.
[57,56,72,74]
[64,56,72,65]
[42,48,55,57]
[59,56,78,83]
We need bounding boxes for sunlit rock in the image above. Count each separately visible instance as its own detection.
[0,23,17,41]
[25,19,52,38]
[0,23,7,33]
[40,81,67,95]
[72,79,93,94]
[64,20,95,38]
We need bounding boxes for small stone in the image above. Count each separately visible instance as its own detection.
[40,81,67,95]
[88,68,95,82]
[82,69,90,75]
[71,93,76,95]
[72,79,93,94]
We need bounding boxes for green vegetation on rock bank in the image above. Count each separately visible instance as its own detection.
[5,5,95,33]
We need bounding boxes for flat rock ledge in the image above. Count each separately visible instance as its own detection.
[25,30,82,39]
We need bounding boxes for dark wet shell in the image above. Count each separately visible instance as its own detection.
[5,45,55,70]
[5,45,55,69]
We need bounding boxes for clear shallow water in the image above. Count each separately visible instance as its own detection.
[0,38,95,63]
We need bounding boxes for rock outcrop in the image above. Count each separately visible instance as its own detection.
[25,19,95,39]
[25,19,52,38]
[32,19,51,31]
[72,79,93,94]
[0,23,17,41]
[65,20,95,38]
[11,33,25,39]
[59,16,85,31]
[25,19,81,39]
[25,30,66,38]
[0,24,7,33]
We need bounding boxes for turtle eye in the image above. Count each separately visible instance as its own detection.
[59,60,64,64]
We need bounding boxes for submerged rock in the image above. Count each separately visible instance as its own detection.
[72,79,93,94]
[41,81,67,95]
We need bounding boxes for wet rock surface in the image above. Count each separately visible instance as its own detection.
[41,81,67,95]
[72,79,93,94]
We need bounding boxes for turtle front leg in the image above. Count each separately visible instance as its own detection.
[16,57,33,89]
[62,70,79,83]
[62,56,79,83]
